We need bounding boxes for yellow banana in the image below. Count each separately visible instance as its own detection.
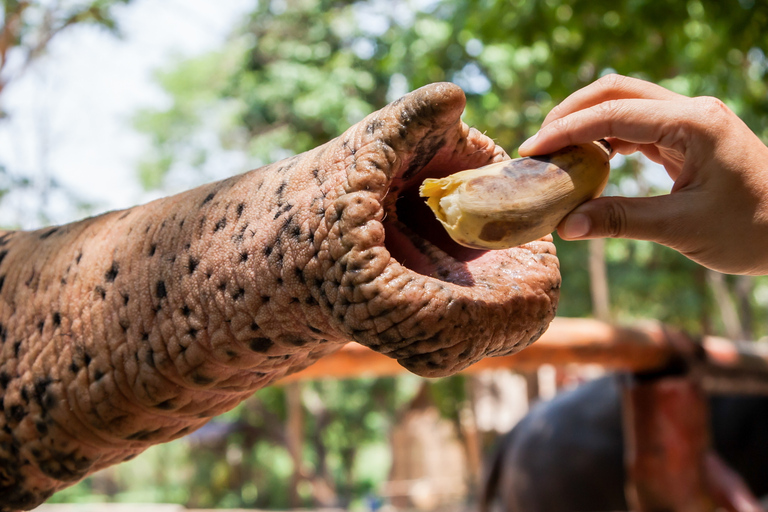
[419,141,611,250]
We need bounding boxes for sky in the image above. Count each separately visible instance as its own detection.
[0,0,254,229]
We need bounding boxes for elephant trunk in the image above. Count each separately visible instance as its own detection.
[0,83,559,509]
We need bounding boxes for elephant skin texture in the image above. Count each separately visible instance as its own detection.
[0,83,560,509]
[480,375,768,512]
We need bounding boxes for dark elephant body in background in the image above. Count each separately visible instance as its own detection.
[481,374,768,512]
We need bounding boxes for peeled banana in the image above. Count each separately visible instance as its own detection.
[419,140,611,250]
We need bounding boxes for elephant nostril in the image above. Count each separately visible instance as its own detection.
[377,183,483,287]
[393,185,486,263]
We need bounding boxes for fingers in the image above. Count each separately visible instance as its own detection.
[557,195,684,248]
[541,74,684,127]
[519,98,692,157]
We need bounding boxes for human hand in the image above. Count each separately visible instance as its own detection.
[518,74,768,275]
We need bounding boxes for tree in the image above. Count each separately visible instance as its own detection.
[0,0,134,227]
[1,0,133,109]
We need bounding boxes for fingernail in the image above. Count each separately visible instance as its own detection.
[561,213,590,239]
[519,132,538,152]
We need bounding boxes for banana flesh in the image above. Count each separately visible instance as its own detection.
[419,141,611,250]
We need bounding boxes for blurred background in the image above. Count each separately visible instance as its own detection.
[2,0,768,509]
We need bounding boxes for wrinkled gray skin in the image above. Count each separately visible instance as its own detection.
[0,83,559,510]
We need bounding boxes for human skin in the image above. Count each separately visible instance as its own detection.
[519,74,768,276]
[0,83,559,509]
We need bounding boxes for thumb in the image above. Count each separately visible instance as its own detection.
[557,195,682,246]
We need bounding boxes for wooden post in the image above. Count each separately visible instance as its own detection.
[623,376,717,512]
[286,381,304,508]
[622,376,765,512]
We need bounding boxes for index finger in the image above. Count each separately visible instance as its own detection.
[519,97,688,156]
[541,75,686,128]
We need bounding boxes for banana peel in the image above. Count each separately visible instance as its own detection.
[420,140,611,250]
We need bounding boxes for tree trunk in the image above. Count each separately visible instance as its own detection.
[706,270,745,341]
[589,238,611,322]
[286,382,305,508]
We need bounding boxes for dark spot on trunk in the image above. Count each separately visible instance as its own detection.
[0,324,6,342]
[35,421,48,435]
[273,202,293,220]
[0,373,8,389]
[33,378,52,406]
[149,244,156,257]
[105,262,119,282]
[95,286,106,300]
[52,312,61,327]
[84,353,92,366]
[181,305,191,317]
[93,369,104,381]
[248,337,273,353]
[202,192,215,205]
[69,361,79,373]
[126,429,152,441]
[308,325,322,334]
[122,293,130,305]
[8,405,25,423]
[286,336,307,347]
[13,341,21,357]
[264,246,272,257]
[188,328,198,338]
[156,281,167,299]
[232,288,245,300]
[191,372,213,386]
[250,321,259,330]
[0,275,5,294]
[39,227,59,239]
[236,203,245,217]
[240,252,249,263]
[155,399,174,410]
[214,217,227,232]
[188,257,199,274]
